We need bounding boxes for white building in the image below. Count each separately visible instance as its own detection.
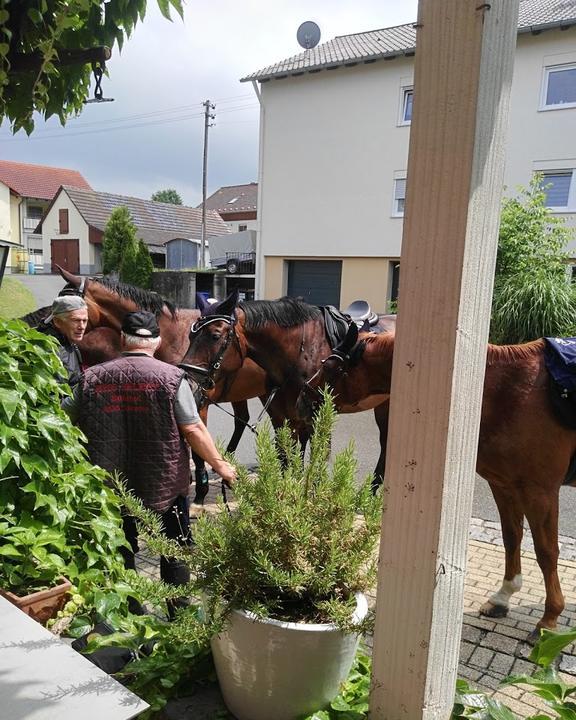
[243,0,576,310]
[0,160,91,272]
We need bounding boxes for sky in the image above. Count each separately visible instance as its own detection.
[0,0,418,207]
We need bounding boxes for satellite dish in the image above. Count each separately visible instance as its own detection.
[297,21,321,50]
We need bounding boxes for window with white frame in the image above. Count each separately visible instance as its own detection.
[539,170,575,210]
[399,88,413,125]
[542,64,576,109]
[392,177,406,216]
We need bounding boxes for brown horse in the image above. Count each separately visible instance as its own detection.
[27,270,269,503]
[297,322,576,640]
[179,291,397,485]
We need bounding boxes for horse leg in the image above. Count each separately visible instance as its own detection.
[191,405,210,505]
[226,399,250,454]
[524,491,564,642]
[479,483,524,620]
[372,401,389,493]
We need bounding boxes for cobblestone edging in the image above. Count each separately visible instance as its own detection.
[469,517,576,562]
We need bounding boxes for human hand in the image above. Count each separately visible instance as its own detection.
[216,460,237,488]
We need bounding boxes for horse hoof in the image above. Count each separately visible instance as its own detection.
[479,601,509,619]
[192,493,206,506]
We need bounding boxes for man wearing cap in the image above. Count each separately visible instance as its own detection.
[64,310,236,603]
[37,295,89,386]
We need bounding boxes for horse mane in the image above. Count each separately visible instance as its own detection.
[486,338,545,365]
[239,297,321,329]
[91,276,177,318]
[20,306,50,327]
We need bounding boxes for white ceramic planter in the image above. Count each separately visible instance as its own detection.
[211,592,368,720]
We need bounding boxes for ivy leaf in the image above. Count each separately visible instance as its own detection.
[0,388,20,422]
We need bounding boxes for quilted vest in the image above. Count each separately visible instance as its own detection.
[79,354,190,512]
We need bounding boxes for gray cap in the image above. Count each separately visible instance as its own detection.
[45,295,87,323]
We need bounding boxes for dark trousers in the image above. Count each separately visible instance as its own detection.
[120,495,192,586]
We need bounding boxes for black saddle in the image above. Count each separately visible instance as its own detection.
[344,300,379,329]
[319,305,351,349]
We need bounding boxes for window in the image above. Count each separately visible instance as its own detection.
[238,224,248,232]
[539,170,575,210]
[392,177,406,216]
[26,205,44,220]
[401,88,413,124]
[59,208,69,234]
[542,64,576,109]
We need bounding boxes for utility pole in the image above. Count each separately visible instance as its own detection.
[200,99,216,269]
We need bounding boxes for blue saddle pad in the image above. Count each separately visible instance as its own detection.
[544,337,576,393]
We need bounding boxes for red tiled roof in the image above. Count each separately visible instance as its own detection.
[0,160,91,200]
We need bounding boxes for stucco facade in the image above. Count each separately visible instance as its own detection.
[254,25,576,311]
[41,192,93,274]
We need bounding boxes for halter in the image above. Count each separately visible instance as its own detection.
[179,313,240,390]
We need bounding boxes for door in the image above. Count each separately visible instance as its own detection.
[51,239,80,273]
[287,260,342,307]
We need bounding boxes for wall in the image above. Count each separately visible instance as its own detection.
[257,25,576,299]
[152,271,197,308]
[41,192,91,273]
[0,183,12,244]
[263,255,393,313]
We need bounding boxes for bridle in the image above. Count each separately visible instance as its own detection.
[301,347,351,402]
[178,313,242,391]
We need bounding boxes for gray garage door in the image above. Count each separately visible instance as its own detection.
[287,260,342,306]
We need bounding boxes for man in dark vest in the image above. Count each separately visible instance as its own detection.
[65,310,236,603]
[37,294,88,386]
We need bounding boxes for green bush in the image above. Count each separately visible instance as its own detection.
[490,175,576,343]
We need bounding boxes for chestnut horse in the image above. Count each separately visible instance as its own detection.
[297,322,576,640]
[178,291,396,486]
[24,270,269,503]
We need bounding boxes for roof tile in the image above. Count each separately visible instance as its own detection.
[0,160,91,200]
[242,0,576,82]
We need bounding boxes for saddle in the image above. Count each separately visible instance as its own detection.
[319,305,351,349]
[344,300,379,330]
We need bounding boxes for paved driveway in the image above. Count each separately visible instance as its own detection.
[11,273,69,308]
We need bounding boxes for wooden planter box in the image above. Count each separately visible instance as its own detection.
[0,577,72,625]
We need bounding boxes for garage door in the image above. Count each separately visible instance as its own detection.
[287,260,342,306]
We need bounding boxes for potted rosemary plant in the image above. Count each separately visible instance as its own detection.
[192,391,382,720]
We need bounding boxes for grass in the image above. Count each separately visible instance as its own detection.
[0,277,36,319]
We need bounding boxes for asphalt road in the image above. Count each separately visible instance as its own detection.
[206,397,576,539]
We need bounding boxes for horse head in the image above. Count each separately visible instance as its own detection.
[179,289,245,389]
[297,322,361,421]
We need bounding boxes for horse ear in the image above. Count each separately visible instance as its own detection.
[56,264,81,288]
[195,292,209,312]
[336,321,359,353]
[209,289,239,316]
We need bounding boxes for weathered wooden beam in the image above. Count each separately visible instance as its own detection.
[369,1,520,718]
[10,46,111,73]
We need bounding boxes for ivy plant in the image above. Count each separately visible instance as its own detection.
[1,0,183,134]
[0,319,127,593]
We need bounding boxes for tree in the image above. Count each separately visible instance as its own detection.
[490,174,576,343]
[102,206,137,275]
[151,189,183,205]
[120,239,154,289]
[1,0,183,134]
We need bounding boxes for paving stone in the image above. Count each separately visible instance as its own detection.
[469,646,495,670]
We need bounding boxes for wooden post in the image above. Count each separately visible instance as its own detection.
[369,1,520,718]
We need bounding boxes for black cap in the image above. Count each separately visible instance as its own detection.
[121,311,160,338]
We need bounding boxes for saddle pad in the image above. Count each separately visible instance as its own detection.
[544,337,576,393]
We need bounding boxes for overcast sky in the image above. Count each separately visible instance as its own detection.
[0,1,418,206]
